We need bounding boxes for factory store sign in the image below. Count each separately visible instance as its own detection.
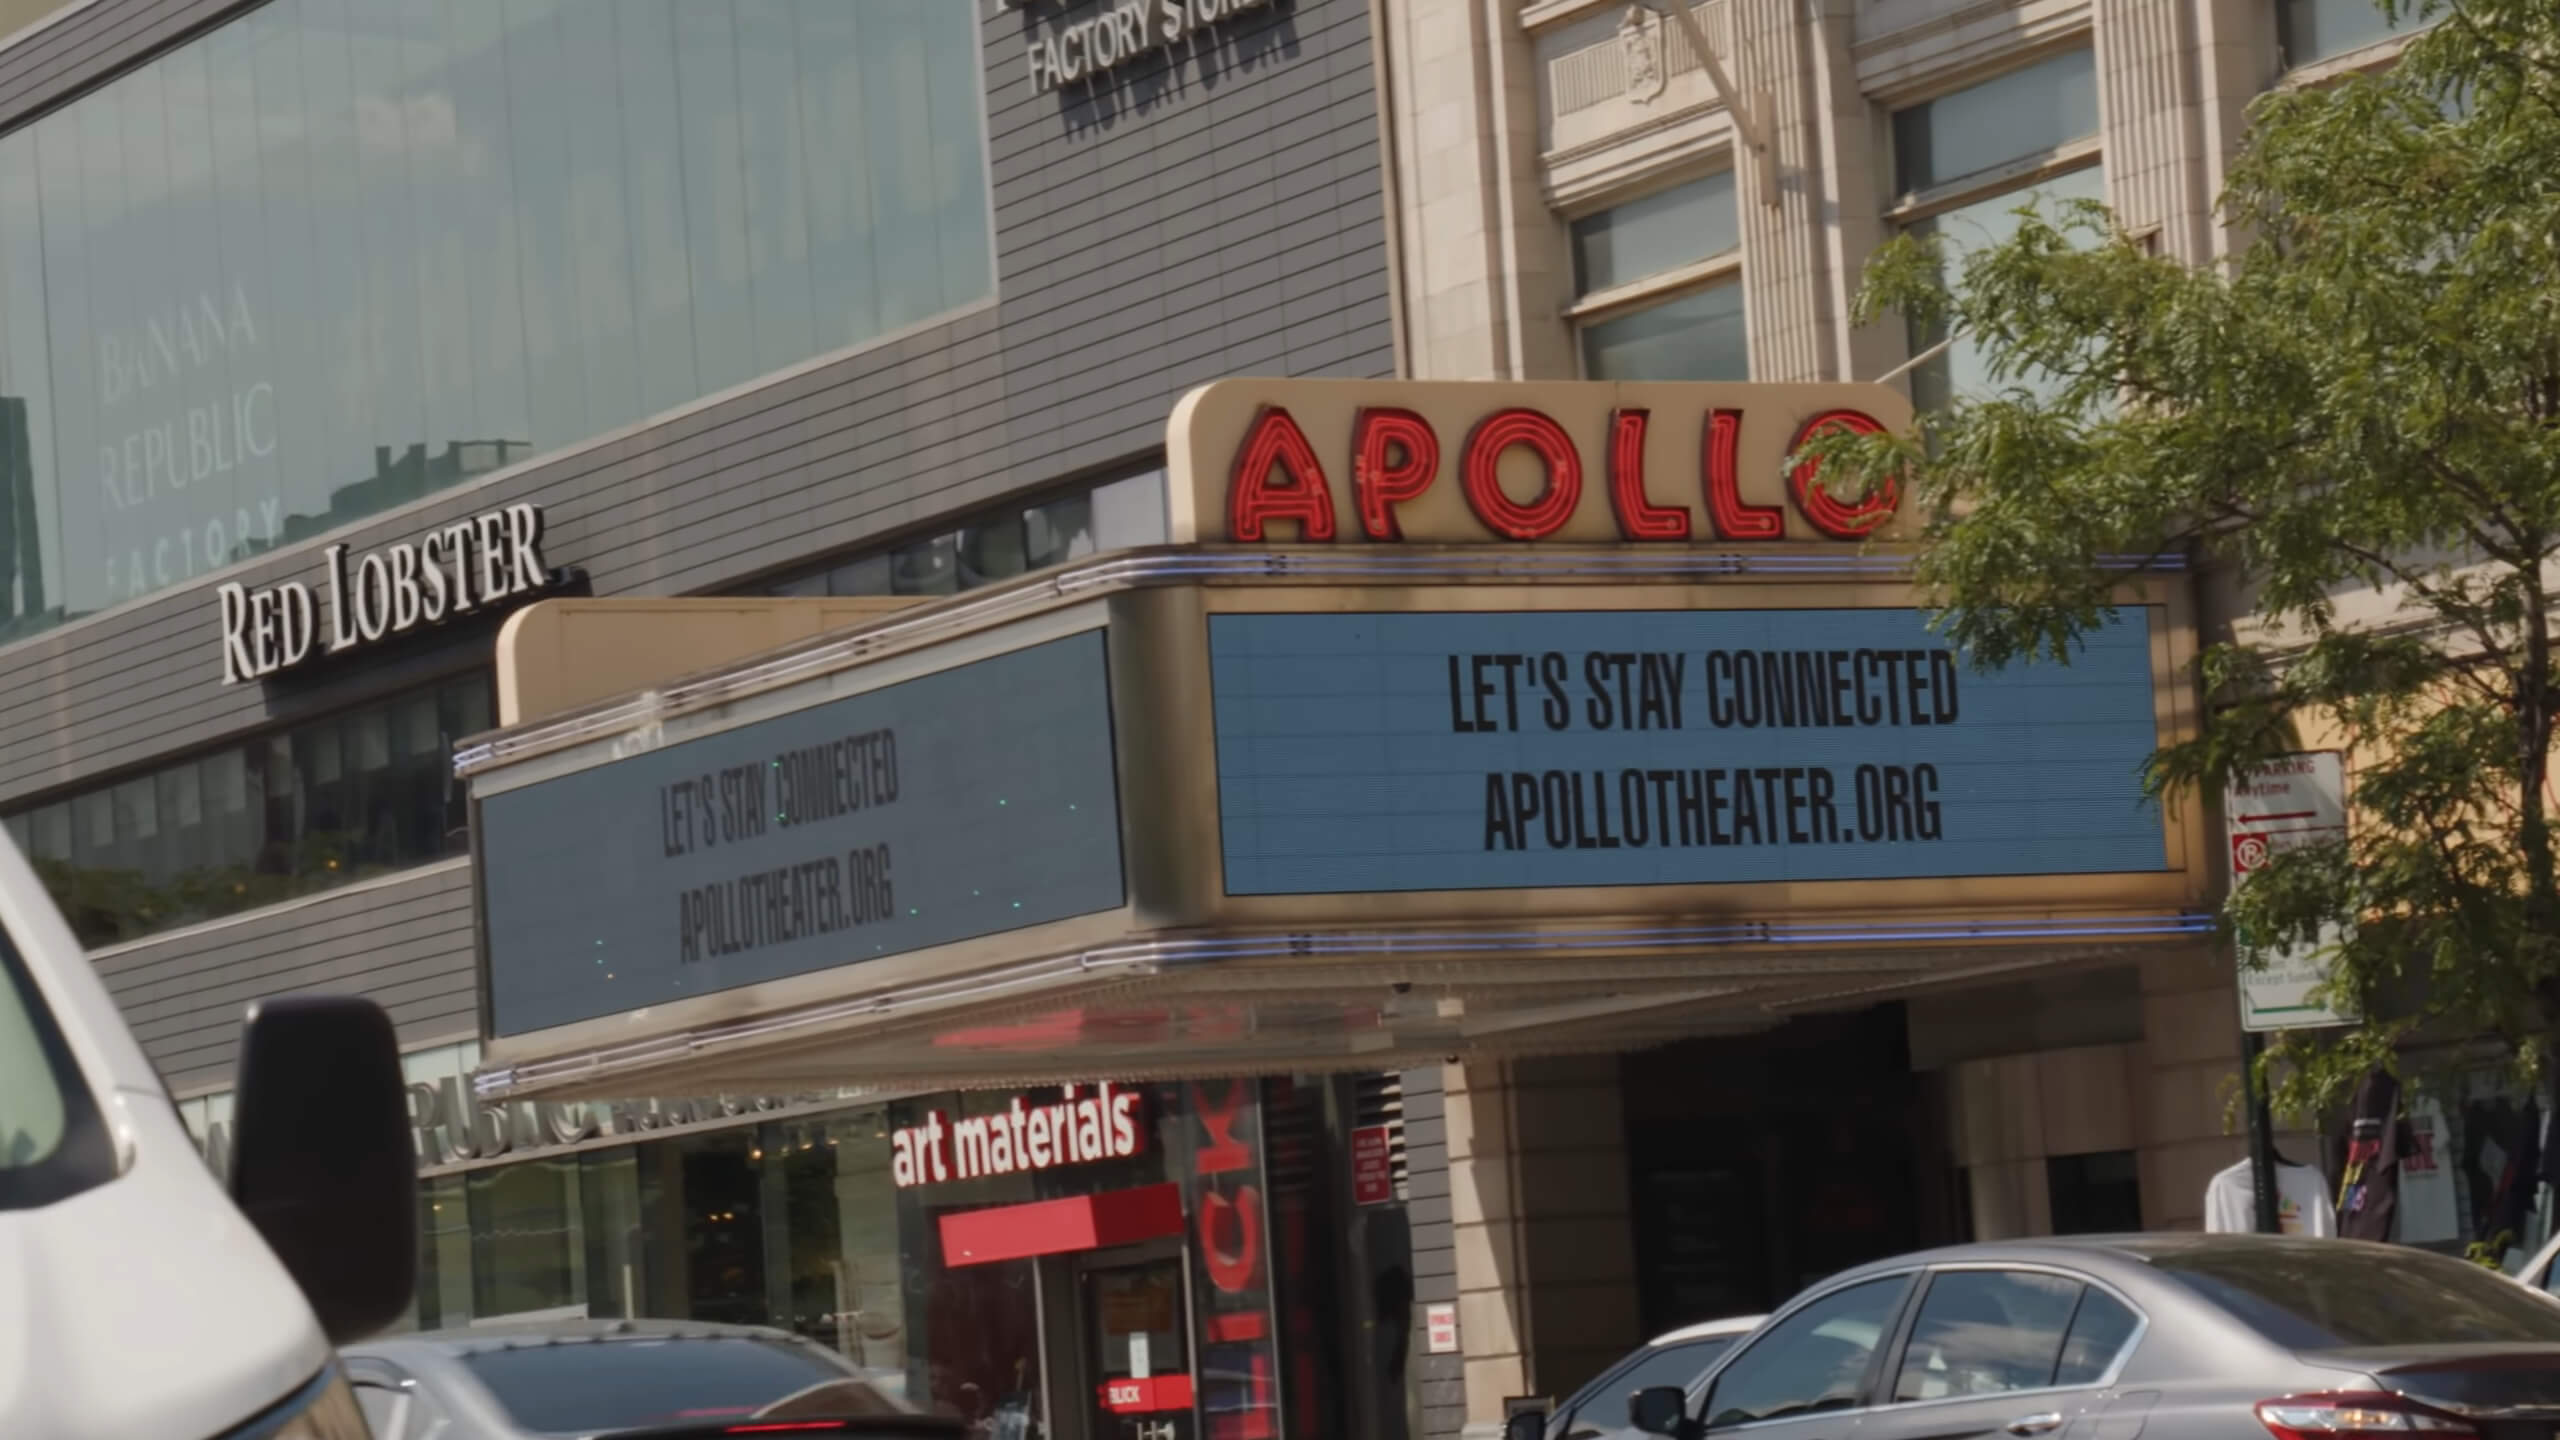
[216,501,560,684]
[1011,0,1275,93]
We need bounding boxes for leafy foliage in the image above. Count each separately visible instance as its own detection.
[1805,0,2560,1116]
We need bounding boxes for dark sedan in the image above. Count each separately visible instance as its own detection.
[1613,1233,2560,1440]
[341,1317,959,1440]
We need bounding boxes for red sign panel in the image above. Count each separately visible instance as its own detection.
[1100,1375,1198,1415]
[1351,1125,1394,1206]
[937,1182,1184,1267]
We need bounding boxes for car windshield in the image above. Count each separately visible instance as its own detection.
[459,1336,866,1433]
[2154,1245,2560,1348]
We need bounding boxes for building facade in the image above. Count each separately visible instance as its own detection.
[1,2,2531,1440]
[0,1,1440,1436]
[1373,0,2550,1432]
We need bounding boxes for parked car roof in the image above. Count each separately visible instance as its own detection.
[1646,1315,1765,1346]
[347,1316,815,1360]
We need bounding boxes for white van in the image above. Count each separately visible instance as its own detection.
[0,829,416,1439]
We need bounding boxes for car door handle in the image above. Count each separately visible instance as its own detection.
[2006,1414,2065,1436]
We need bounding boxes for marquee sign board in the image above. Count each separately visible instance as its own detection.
[1207,606,2170,896]
[1164,378,1915,547]
[476,630,1126,1037]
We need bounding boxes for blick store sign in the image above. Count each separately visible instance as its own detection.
[215,502,560,684]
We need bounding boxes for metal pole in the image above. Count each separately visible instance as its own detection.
[2244,1029,2282,1233]
[1647,3,1777,208]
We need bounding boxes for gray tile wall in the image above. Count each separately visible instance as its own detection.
[0,0,1393,1090]
[98,860,478,1090]
[1403,1064,1465,1440]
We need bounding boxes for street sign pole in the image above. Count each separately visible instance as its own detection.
[2244,1028,2280,1233]
[2225,751,2353,1233]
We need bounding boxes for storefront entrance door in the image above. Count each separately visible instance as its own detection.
[1078,1244,1195,1440]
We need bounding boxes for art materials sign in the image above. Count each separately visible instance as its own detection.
[890,1085,1147,1187]
[2228,751,2353,1031]
[1164,378,1913,546]
[1208,606,2168,895]
[216,502,559,683]
[476,631,1125,1036]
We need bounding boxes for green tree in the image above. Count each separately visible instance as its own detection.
[1809,0,2560,1115]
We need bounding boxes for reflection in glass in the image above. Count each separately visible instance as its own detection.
[1571,171,1741,295]
[0,0,992,645]
[1581,282,1749,382]
[1892,49,2099,195]
[1904,164,2109,414]
[758,468,1170,601]
[7,670,490,947]
[2280,0,2401,67]
[471,1155,586,1321]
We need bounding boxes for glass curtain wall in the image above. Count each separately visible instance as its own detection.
[0,0,991,644]
[3,671,490,946]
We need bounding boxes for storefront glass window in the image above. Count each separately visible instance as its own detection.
[470,1155,586,1321]
[757,467,1169,601]
[416,1172,474,1331]
[767,1110,909,1380]
[291,1074,1371,1439]
[2,670,490,947]
[0,0,992,647]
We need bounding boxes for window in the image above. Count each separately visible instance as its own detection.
[1703,1276,1910,1428]
[350,1383,408,1440]
[1893,1270,2080,1402]
[1891,49,2098,195]
[3,671,492,948]
[0,0,993,648]
[0,927,118,1213]
[757,467,1168,600]
[1569,171,1747,381]
[2278,0,2403,68]
[1890,50,2105,413]
[1561,1338,1740,1438]
[2053,1290,2140,1385]
[2047,1151,2143,1234]
[2153,1244,2560,1347]
[459,1336,857,1433]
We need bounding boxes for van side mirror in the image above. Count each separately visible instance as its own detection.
[1629,1386,1691,1438]
[1503,1406,1550,1440]
[228,994,417,1343]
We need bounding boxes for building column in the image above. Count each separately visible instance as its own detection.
[2130,946,2320,1229]
[1377,0,1575,380]
[1446,1056,1641,1437]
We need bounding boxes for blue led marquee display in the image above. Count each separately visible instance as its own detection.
[1208,608,2168,896]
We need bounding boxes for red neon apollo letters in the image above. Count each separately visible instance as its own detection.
[1350,407,1438,540]
[1225,401,1898,542]
[1786,408,1899,539]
